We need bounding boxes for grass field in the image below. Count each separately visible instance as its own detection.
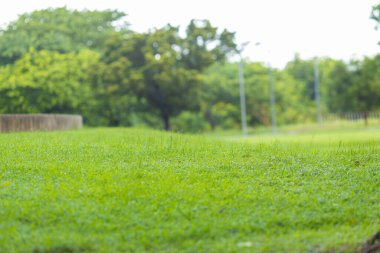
[0,128,379,252]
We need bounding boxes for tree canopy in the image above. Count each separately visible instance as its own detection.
[0,49,99,120]
[98,20,237,130]
[0,7,127,65]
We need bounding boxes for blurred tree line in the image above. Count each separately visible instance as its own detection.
[0,7,379,132]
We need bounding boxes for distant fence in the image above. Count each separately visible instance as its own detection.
[323,111,380,125]
[0,114,83,132]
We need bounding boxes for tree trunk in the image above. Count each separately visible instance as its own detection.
[205,109,216,131]
[364,111,369,126]
[162,113,170,131]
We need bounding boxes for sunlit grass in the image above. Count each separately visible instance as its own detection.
[207,119,380,140]
[0,128,379,252]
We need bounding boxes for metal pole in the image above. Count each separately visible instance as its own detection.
[314,57,322,125]
[269,64,277,134]
[238,55,248,137]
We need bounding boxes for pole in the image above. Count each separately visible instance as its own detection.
[238,55,248,137]
[314,57,322,125]
[269,64,277,134]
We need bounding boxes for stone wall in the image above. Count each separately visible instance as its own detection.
[0,114,83,132]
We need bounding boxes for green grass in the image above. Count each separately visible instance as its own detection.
[205,119,380,138]
[0,128,379,252]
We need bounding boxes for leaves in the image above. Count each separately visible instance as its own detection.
[0,49,99,120]
[99,20,237,130]
[0,7,127,65]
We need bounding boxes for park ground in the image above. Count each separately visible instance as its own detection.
[0,126,379,252]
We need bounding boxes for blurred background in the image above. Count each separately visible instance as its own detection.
[0,0,379,134]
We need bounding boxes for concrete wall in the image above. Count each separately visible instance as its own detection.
[0,114,83,132]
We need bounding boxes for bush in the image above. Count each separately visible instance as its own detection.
[171,111,209,133]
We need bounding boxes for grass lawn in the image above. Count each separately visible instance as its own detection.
[0,128,379,252]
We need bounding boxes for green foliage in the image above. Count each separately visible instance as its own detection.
[283,55,380,115]
[202,62,314,128]
[352,55,380,111]
[318,56,380,113]
[0,128,379,252]
[201,63,240,129]
[210,102,240,129]
[89,34,140,126]
[0,7,127,65]
[99,21,237,130]
[271,70,315,124]
[182,19,236,71]
[245,62,315,125]
[371,3,380,38]
[284,54,315,100]
[171,111,210,133]
[139,25,202,130]
[319,58,356,112]
[0,49,99,123]
[244,63,272,125]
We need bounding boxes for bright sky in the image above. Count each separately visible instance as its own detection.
[0,0,379,68]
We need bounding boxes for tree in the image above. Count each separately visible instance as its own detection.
[315,55,380,124]
[244,62,312,126]
[318,58,356,112]
[352,55,380,112]
[88,32,143,126]
[201,61,312,128]
[371,4,380,41]
[99,20,237,130]
[0,7,127,65]
[271,68,314,124]
[285,54,315,100]
[182,20,236,71]
[201,63,240,130]
[0,49,99,123]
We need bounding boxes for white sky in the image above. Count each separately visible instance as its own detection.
[0,0,379,68]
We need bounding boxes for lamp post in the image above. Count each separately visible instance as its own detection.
[268,62,277,135]
[237,42,250,137]
[314,57,322,125]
